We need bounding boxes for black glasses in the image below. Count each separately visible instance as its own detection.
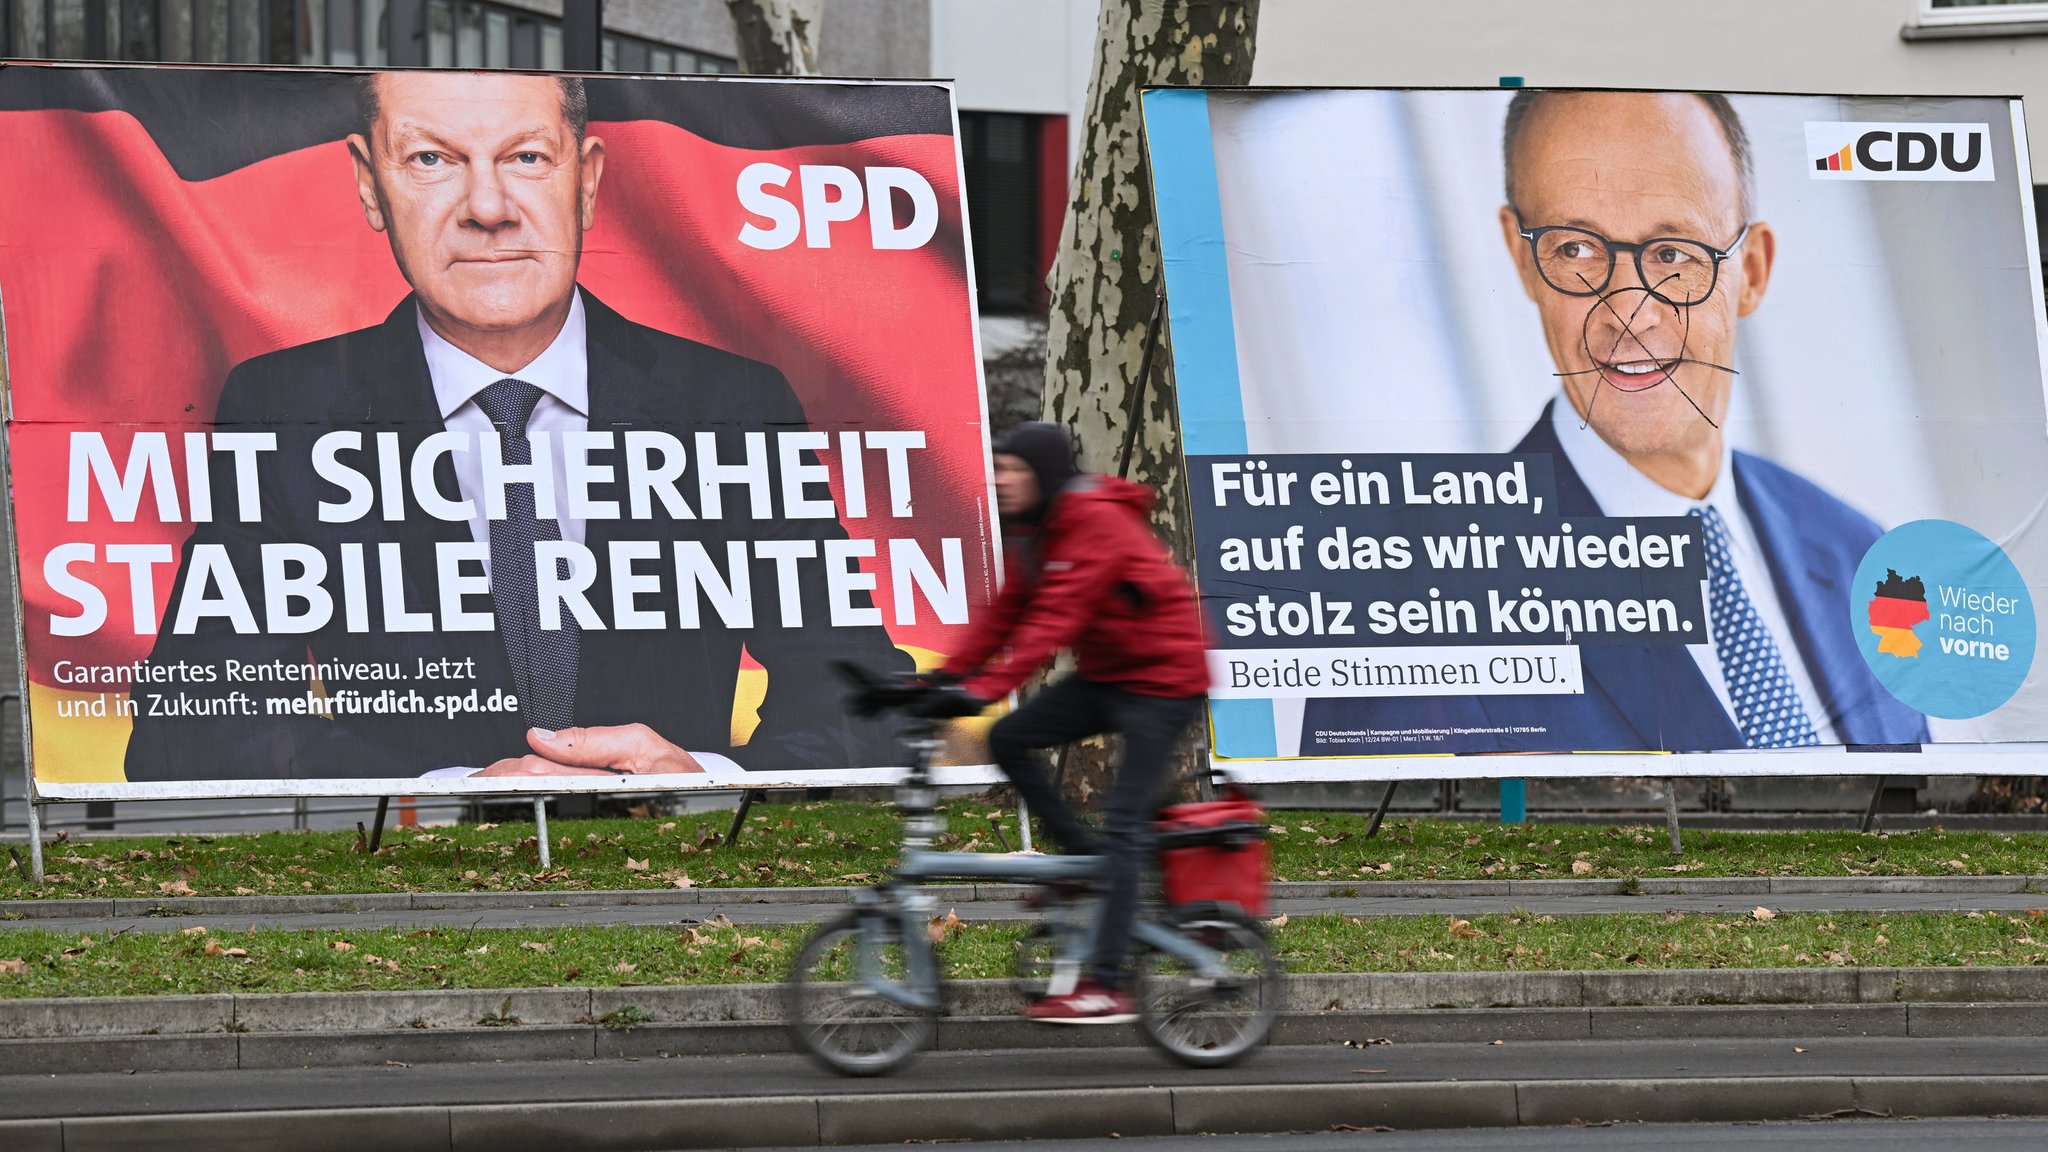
[1516,220,1750,307]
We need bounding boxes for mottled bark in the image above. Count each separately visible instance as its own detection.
[1043,0,1259,809]
[725,0,823,76]
[1044,0,1259,548]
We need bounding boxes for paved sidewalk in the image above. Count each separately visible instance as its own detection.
[3,876,2040,936]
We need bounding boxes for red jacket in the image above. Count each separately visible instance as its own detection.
[944,476,1211,701]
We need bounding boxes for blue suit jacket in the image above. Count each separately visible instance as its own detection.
[1299,403,1928,754]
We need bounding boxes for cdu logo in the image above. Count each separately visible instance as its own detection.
[1805,122,1993,181]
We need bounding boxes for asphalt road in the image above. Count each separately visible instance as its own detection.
[6,1034,2048,1121]
[794,1121,2048,1152]
[8,889,2047,937]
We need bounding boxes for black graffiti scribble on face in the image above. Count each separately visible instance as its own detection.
[1551,267,1739,431]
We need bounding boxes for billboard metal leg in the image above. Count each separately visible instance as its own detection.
[725,790,761,846]
[535,798,551,869]
[368,797,390,853]
[1364,780,1400,839]
[1860,775,1886,834]
[25,799,45,885]
[1500,778,1526,824]
[1664,778,1683,856]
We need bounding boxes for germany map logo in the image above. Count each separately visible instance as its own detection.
[1867,569,1929,658]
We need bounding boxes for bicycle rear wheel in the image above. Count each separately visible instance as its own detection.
[1135,905,1281,1068]
[786,908,939,1076]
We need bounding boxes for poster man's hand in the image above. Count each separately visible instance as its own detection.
[524,724,706,774]
[473,756,619,777]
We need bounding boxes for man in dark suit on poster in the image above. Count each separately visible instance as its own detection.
[1303,91,1925,755]
[124,71,909,781]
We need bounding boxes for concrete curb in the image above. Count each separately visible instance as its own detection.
[16,965,2048,1039]
[10,965,2048,1045]
[3,874,2040,920]
[10,1001,2048,1076]
[5,1075,2046,1149]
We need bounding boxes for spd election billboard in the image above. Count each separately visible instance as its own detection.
[0,64,1000,799]
[1143,87,2048,780]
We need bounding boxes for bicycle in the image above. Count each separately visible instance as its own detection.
[784,664,1282,1076]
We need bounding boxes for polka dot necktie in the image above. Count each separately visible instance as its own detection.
[475,378,580,731]
[1691,506,1819,748]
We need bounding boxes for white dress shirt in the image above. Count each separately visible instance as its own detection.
[1549,396,1841,745]
[415,296,743,780]
[418,293,590,565]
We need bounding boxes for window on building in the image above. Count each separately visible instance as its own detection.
[960,111,1065,316]
[1921,0,2048,24]
[3,0,730,72]
[2036,186,2048,312]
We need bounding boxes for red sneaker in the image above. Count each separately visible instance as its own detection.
[1025,980,1137,1024]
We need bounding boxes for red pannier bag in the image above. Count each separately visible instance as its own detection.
[1155,793,1271,916]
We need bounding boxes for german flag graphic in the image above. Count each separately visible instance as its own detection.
[1868,569,1930,658]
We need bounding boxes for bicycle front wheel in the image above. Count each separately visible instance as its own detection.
[786,908,939,1076]
[1136,905,1281,1068]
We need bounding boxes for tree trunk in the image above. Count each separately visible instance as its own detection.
[1042,0,1259,810]
[725,0,824,76]
[1044,0,1258,536]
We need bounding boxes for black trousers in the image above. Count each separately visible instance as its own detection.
[987,675,1206,988]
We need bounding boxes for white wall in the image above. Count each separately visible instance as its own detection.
[1255,0,2048,165]
[929,0,1094,165]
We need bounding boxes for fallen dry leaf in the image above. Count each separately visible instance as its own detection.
[1752,907,1777,922]
[1266,913,1290,930]
[521,941,551,953]
[1794,1046,1807,1053]
[159,880,197,897]
[1571,860,1594,875]
[202,940,224,956]
[0,958,28,975]
[926,909,965,944]
[330,941,355,952]
[672,874,697,889]
[624,857,650,872]
[1448,918,1479,940]
[223,947,249,958]
[180,926,208,937]
[614,961,637,975]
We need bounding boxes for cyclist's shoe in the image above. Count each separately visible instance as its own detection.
[1026,979,1137,1024]
[1019,879,1085,910]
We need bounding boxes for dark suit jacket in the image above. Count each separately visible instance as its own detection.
[1301,401,1928,754]
[124,291,911,780]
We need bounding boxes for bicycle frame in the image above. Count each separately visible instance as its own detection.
[846,725,1244,1002]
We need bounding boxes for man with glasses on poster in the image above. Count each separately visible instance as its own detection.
[1307,91,1926,755]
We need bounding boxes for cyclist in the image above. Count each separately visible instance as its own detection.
[909,421,1211,1023]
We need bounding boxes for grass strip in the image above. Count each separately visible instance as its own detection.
[3,910,2046,1000]
[7,805,2048,903]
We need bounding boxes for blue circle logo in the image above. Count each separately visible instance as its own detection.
[1851,519,2034,719]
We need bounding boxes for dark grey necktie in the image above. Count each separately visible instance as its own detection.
[475,378,580,731]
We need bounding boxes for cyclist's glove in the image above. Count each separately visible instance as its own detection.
[906,684,988,719]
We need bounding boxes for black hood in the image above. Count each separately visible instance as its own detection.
[994,421,1078,526]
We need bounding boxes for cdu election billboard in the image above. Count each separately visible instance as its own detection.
[0,64,1001,799]
[1143,87,2048,780]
